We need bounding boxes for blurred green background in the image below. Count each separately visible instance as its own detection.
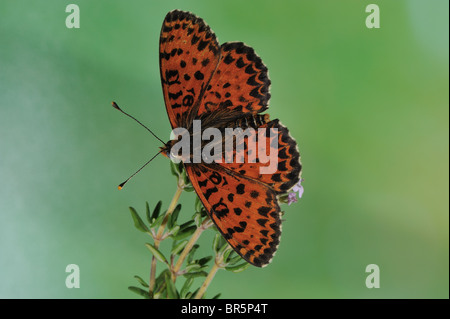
[0,0,448,298]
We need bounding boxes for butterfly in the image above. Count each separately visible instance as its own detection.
[159,10,302,267]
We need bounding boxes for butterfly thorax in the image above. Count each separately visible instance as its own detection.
[161,113,271,163]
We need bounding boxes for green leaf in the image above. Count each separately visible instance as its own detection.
[190,287,200,299]
[153,281,166,299]
[183,271,208,279]
[225,262,250,273]
[151,200,162,221]
[171,240,188,255]
[145,243,168,265]
[218,241,230,255]
[181,168,191,186]
[145,201,151,224]
[129,207,149,233]
[178,162,184,174]
[198,256,213,266]
[173,225,196,241]
[168,204,182,229]
[184,263,202,273]
[128,286,150,299]
[222,247,233,262]
[154,269,170,293]
[170,160,180,177]
[179,220,195,230]
[193,211,202,228]
[212,233,221,253]
[200,207,208,218]
[150,213,165,229]
[226,254,243,266]
[168,225,180,237]
[134,275,149,288]
[226,249,237,260]
[212,293,221,299]
[195,197,203,213]
[180,277,194,299]
[165,273,179,299]
[187,244,199,264]
[184,186,195,192]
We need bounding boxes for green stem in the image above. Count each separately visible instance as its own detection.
[194,252,223,299]
[171,217,212,281]
[194,264,220,299]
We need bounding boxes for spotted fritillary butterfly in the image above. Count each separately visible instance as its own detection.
[159,10,302,267]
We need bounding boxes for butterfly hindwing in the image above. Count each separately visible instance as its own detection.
[185,164,281,267]
[220,119,302,194]
[160,10,221,128]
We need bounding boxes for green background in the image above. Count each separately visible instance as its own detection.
[0,0,448,298]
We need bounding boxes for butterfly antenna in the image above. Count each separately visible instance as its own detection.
[112,101,165,145]
[118,149,164,190]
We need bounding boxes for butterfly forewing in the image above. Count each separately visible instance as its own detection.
[160,10,221,129]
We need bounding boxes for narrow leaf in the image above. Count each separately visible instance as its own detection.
[184,263,202,273]
[181,168,191,186]
[129,207,149,233]
[145,201,151,224]
[198,256,213,266]
[187,244,199,264]
[212,293,221,299]
[150,213,165,229]
[225,262,250,273]
[154,269,170,292]
[168,204,182,229]
[128,286,150,299]
[195,197,203,213]
[171,240,188,255]
[212,233,221,253]
[134,275,149,288]
[190,287,200,299]
[183,271,208,279]
[165,273,179,299]
[200,208,208,218]
[179,220,195,231]
[222,247,233,262]
[226,254,243,266]
[184,186,195,192]
[173,225,196,241]
[170,160,180,177]
[180,277,194,299]
[145,243,168,265]
[168,225,180,238]
[218,241,230,255]
[151,200,162,221]
[193,211,202,228]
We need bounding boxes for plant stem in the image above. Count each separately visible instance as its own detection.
[149,185,183,295]
[194,253,222,299]
[171,217,212,281]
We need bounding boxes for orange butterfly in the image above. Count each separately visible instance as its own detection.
[157,10,302,267]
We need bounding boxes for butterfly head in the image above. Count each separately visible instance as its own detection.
[160,140,184,163]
